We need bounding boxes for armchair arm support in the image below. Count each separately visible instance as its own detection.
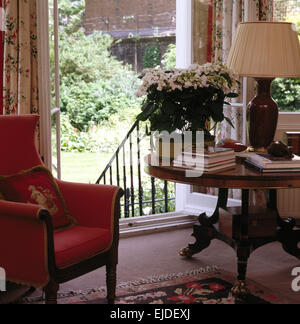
[56,180,123,229]
[0,200,49,222]
[0,201,54,288]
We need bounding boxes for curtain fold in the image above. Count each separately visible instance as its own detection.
[3,0,39,115]
[0,0,4,115]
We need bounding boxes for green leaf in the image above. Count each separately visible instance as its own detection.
[224,116,235,128]
[136,102,158,121]
[226,92,239,98]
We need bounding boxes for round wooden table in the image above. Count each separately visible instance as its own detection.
[145,156,300,298]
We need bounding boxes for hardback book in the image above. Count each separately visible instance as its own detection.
[246,153,300,169]
[174,156,236,168]
[173,160,236,173]
[185,147,235,158]
[175,148,235,165]
[244,159,300,173]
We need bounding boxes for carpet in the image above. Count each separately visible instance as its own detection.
[21,267,286,304]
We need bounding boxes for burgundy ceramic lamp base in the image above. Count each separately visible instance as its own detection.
[247,78,279,152]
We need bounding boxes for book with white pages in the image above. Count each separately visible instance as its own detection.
[182,147,235,158]
[244,159,300,173]
[174,155,236,167]
[175,149,235,165]
[173,160,236,173]
[246,153,300,169]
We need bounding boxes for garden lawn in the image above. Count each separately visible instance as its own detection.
[60,152,111,184]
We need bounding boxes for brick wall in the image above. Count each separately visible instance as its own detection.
[111,36,175,72]
[84,0,176,72]
[85,0,176,37]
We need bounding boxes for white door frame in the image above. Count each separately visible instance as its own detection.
[37,0,52,169]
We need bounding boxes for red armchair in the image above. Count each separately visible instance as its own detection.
[0,115,123,304]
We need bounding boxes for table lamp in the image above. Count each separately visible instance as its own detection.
[227,22,300,152]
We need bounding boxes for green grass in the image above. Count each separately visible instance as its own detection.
[52,151,175,217]
[57,152,111,184]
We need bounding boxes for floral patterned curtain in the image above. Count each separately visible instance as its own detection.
[0,0,4,115]
[3,0,39,115]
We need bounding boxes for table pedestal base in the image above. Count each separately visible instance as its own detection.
[180,189,300,297]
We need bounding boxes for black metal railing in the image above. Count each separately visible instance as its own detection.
[96,120,175,218]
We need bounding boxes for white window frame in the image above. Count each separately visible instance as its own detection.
[52,0,62,180]
[175,0,258,215]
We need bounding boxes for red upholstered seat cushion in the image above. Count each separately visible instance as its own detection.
[54,225,112,269]
[0,166,76,230]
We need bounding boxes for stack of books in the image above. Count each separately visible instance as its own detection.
[244,153,300,173]
[173,147,236,173]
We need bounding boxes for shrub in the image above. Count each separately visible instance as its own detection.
[272,78,300,111]
[56,30,142,132]
[162,44,176,70]
[59,114,99,152]
[142,43,161,69]
[272,13,300,111]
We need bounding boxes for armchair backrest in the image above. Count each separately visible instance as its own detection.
[0,115,43,175]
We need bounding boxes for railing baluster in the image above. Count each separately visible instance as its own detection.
[109,166,113,185]
[116,150,120,187]
[129,134,135,218]
[123,145,130,218]
[137,122,144,216]
[151,176,156,215]
[164,180,169,213]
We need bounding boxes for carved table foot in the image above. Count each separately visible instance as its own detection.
[179,247,195,258]
[231,280,250,299]
[179,223,216,258]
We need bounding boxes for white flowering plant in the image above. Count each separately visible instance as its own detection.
[136,63,240,136]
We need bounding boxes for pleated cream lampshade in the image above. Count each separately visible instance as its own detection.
[227,22,300,78]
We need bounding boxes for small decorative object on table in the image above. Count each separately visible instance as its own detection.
[136,63,240,159]
[217,138,247,152]
[267,141,293,159]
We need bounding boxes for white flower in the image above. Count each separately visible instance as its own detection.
[137,63,239,97]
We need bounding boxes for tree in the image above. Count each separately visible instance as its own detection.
[142,43,161,69]
[50,0,141,150]
[57,0,85,35]
[272,12,300,111]
[162,44,176,70]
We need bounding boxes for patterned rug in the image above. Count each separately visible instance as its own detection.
[22,268,286,304]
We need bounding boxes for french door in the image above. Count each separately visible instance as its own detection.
[175,0,253,214]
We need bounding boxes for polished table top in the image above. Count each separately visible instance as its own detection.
[145,155,300,189]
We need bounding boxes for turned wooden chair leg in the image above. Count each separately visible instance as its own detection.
[44,280,59,305]
[106,264,117,304]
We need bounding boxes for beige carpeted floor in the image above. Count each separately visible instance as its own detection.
[4,227,300,304]
[56,227,300,304]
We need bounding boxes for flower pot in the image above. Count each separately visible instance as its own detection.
[154,132,216,161]
[155,134,184,161]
